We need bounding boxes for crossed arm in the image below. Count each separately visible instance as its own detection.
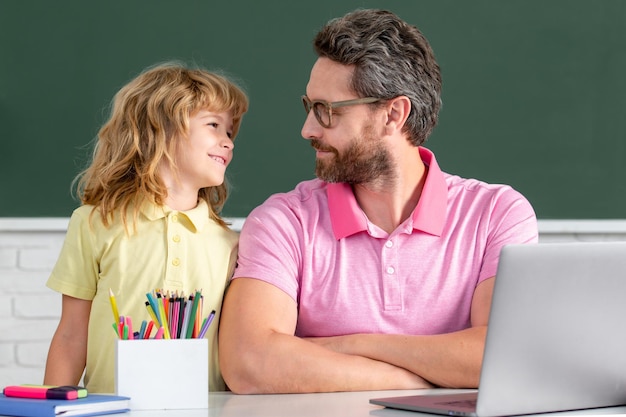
[218,276,493,394]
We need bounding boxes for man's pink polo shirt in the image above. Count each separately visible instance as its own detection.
[233,147,538,337]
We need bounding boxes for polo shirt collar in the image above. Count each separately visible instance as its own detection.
[140,199,210,233]
[327,146,447,239]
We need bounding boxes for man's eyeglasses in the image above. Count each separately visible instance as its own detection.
[301,95,380,128]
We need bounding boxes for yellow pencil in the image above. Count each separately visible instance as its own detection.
[109,288,120,324]
[145,301,160,326]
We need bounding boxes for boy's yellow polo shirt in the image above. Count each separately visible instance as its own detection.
[47,200,238,393]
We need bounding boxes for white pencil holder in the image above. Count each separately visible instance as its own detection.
[115,338,208,410]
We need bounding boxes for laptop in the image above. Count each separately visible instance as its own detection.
[371,241,626,417]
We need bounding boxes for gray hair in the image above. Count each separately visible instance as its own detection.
[313,9,442,146]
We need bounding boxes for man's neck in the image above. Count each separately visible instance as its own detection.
[353,149,427,234]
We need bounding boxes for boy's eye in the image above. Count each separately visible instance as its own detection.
[207,122,233,139]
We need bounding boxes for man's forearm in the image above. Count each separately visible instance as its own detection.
[307,326,487,388]
[221,332,432,394]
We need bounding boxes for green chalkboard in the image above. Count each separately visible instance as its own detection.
[1,0,625,219]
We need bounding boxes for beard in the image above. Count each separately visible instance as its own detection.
[312,124,392,184]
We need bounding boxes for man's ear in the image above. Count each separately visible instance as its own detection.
[384,96,411,135]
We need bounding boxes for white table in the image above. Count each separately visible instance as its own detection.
[126,389,626,417]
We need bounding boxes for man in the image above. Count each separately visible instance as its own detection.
[219,9,537,393]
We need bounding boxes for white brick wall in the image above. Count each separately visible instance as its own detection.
[0,222,68,388]
[1,218,625,388]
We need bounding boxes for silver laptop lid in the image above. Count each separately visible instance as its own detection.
[477,241,626,416]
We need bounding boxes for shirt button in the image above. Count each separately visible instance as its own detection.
[172,235,181,243]
[172,214,178,222]
[386,266,395,275]
[172,258,180,266]
[385,240,393,248]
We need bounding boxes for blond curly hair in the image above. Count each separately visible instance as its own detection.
[75,61,249,229]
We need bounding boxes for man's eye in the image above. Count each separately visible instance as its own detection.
[208,122,218,128]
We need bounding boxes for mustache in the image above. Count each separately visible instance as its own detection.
[310,139,336,153]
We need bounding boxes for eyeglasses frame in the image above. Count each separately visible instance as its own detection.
[301,95,381,128]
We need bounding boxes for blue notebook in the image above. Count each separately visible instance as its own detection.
[0,393,130,417]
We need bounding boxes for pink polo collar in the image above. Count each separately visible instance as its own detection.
[327,147,447,239]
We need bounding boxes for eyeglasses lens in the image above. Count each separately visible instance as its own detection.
[302,96,331,128]
[313,102,330,127]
